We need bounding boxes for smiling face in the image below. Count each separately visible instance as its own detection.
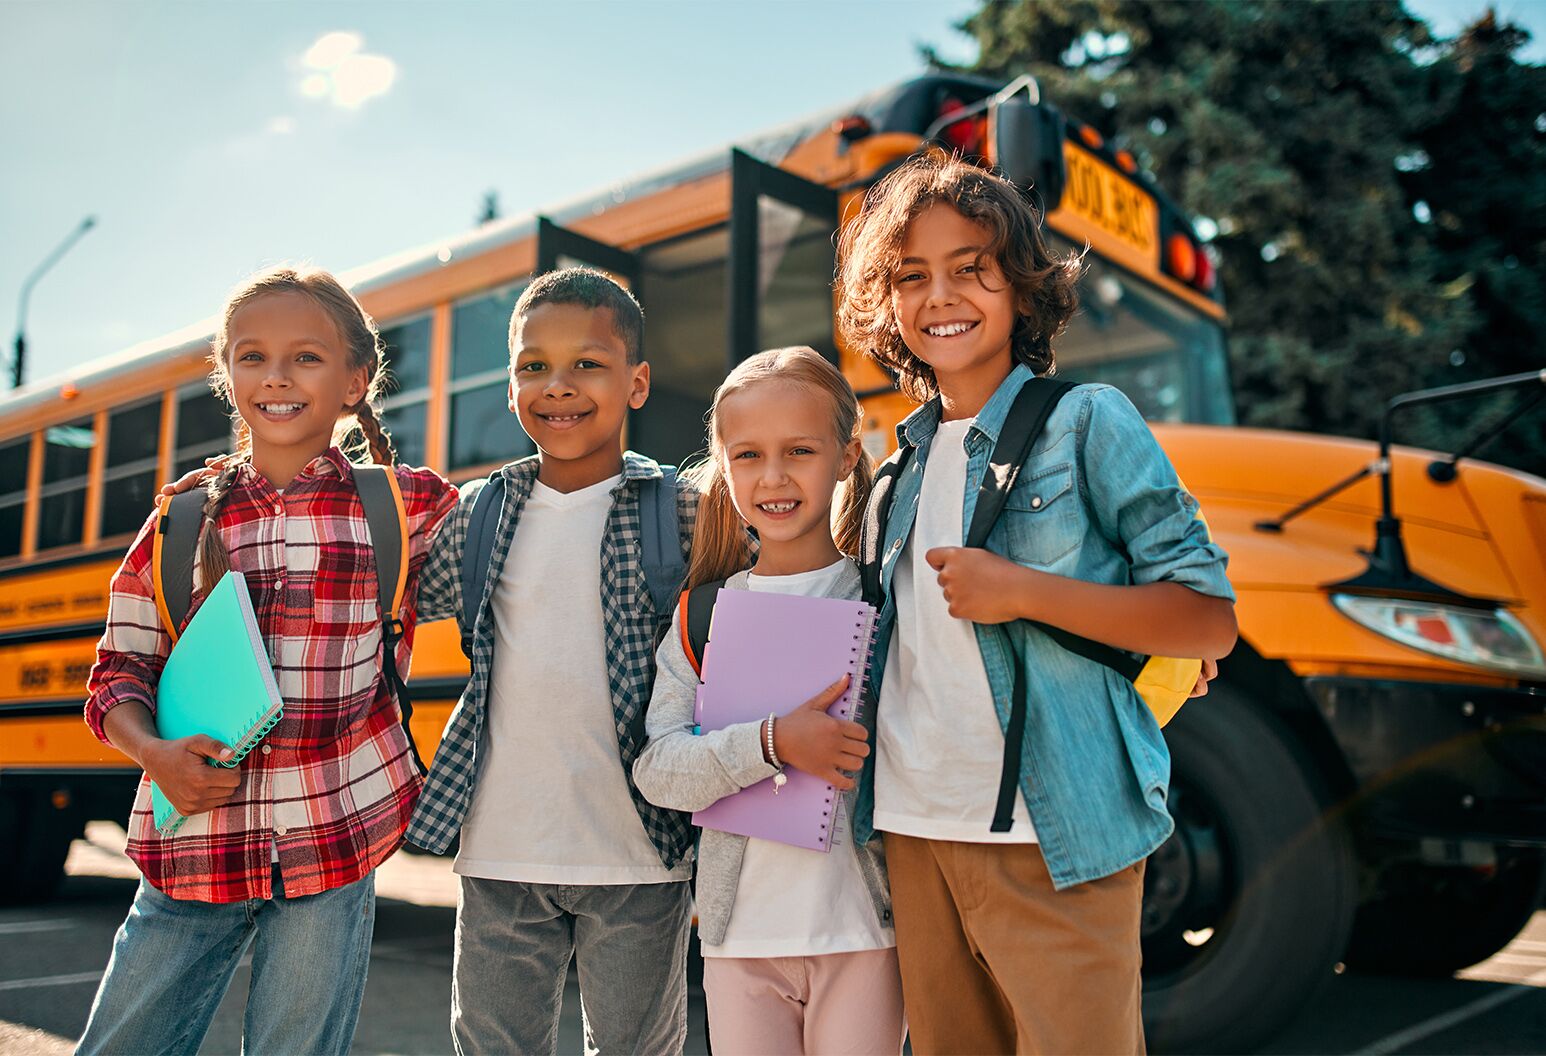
[890,202,1021,409]
[716,379,860,573]
[225,291,367,478]
[509,302,649,491]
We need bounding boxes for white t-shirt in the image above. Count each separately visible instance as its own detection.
[875,417,1039,843]
[455,473,689,885]
[703,557,897,959]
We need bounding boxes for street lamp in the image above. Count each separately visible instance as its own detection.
[12,215,97,389]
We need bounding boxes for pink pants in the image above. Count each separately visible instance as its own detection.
[702,947,907,1055]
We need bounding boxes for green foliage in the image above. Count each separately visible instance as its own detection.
[946,0,1543,474]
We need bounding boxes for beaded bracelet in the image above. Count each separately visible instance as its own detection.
[766,712,788,794]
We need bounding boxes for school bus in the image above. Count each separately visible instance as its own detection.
[1,73,1541,1052]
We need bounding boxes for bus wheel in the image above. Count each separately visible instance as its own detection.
[1141,686,1355,1054]
[1344,853,1546,977]
[0,789,78,904]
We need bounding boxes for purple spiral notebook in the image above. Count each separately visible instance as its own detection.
[692,588,879,852]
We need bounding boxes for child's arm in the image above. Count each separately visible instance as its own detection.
[632,606,867,810]
[413,480,478,625]
[929,386,1237,660]
[86,509,244,816]
[927,548,1236,658]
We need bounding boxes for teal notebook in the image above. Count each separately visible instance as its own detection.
[150,571,284,836]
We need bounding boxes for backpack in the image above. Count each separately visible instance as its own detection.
[858,378,1208,833]
[457,466,686,659]
[678,577,727,677]
[151,465,425,774]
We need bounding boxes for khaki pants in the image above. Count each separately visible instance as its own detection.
[886,834,1146,1055]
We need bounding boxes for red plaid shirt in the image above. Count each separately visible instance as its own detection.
[86,449,456,903]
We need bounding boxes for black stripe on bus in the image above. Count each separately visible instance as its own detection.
[0,699,85,718]
[0,549,123,578]
[0,621,106,647]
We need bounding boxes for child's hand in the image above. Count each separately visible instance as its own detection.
[1189,658,1219,698]
[159,454,234,497]
[141,735,241,817]
[769,675,869,791]
[925,546,1030,624]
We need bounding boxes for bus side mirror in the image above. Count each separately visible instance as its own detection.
[991,98,1066,214]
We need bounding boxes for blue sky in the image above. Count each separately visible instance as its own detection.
[3,0,1539,388]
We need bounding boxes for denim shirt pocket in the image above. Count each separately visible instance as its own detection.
[996,462,1080,568]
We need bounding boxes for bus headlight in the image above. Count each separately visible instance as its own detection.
[1331,594,1546,678]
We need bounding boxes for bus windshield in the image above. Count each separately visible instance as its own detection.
[1053,243,1235,426]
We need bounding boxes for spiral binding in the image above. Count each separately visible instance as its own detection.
[843,602,881,726]
[223,706,285,767]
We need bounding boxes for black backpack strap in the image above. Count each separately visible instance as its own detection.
[682,578,725,677]
[859,447,912,608]
[152,490,210,640]
[459,475,506,659]
[972,379,1073,832]
[354,465,424,776]
[639,466,686,618]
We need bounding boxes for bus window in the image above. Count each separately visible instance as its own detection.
[37,417,95,551]
[0,436,28,558]
[174,387,233,476]
[1054,250,1234,426]
[449,282,534,473]
[728,152,838,365]
[100,399,162,539]
[634,228,728,467]
[755,198,837,359]
[380,315,432,467]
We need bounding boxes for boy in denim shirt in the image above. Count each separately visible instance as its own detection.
[836,156,1236,1053]
[410,268,695,1055]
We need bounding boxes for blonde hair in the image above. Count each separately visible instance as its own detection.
[684,347,874,591]
[197,265,397,591]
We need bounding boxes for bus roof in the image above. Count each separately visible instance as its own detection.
[0,71,1178,419]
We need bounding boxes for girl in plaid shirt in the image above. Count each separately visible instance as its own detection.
[78,266,456,1056]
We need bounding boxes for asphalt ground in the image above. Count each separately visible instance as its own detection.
[1,823,1542,1055]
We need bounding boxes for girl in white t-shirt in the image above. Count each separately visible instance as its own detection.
[633,347,903,1055]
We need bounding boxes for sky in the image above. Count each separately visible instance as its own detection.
[3,0,1540,390]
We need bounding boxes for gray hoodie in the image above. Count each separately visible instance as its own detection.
[632,562,892,947]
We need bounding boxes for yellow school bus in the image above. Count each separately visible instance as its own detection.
[1,73,1541,1052]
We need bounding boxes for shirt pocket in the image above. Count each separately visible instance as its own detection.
[996,462,1081,568]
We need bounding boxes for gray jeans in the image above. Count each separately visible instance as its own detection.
[451,876,692,1056]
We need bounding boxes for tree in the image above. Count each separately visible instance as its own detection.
[947,0,1543,472]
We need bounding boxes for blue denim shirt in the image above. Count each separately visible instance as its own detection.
[853,365,1235,888]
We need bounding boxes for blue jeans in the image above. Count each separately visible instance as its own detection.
[76,868,376,1056]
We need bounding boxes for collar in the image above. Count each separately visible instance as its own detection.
[893,363,1037,451]
[497,449,666,488]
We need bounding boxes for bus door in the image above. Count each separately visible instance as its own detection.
[727,150,839,367]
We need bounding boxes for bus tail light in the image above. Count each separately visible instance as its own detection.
[832,115,872,143]
[1167,233,1198,283]
[1194,247,1216,292]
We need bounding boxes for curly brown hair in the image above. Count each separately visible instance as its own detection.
[835,152,1083,402]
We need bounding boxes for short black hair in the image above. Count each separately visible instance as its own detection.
[509,266,645,363]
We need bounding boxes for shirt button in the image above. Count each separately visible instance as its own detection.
[273,503,283,515]
[261,744,272,755]
[1031,496,1042,509]
[891,539,902,552]
[275,825,288,836]
[275,576,285,589]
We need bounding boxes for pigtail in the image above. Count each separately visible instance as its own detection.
[682,459,754,592]
[195,462,244,596]
[348,400,398,466]
[832,447,875,559]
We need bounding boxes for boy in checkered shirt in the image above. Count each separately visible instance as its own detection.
[409,268,697,1055]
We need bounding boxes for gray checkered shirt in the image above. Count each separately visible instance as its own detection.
[406,451,698,868]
